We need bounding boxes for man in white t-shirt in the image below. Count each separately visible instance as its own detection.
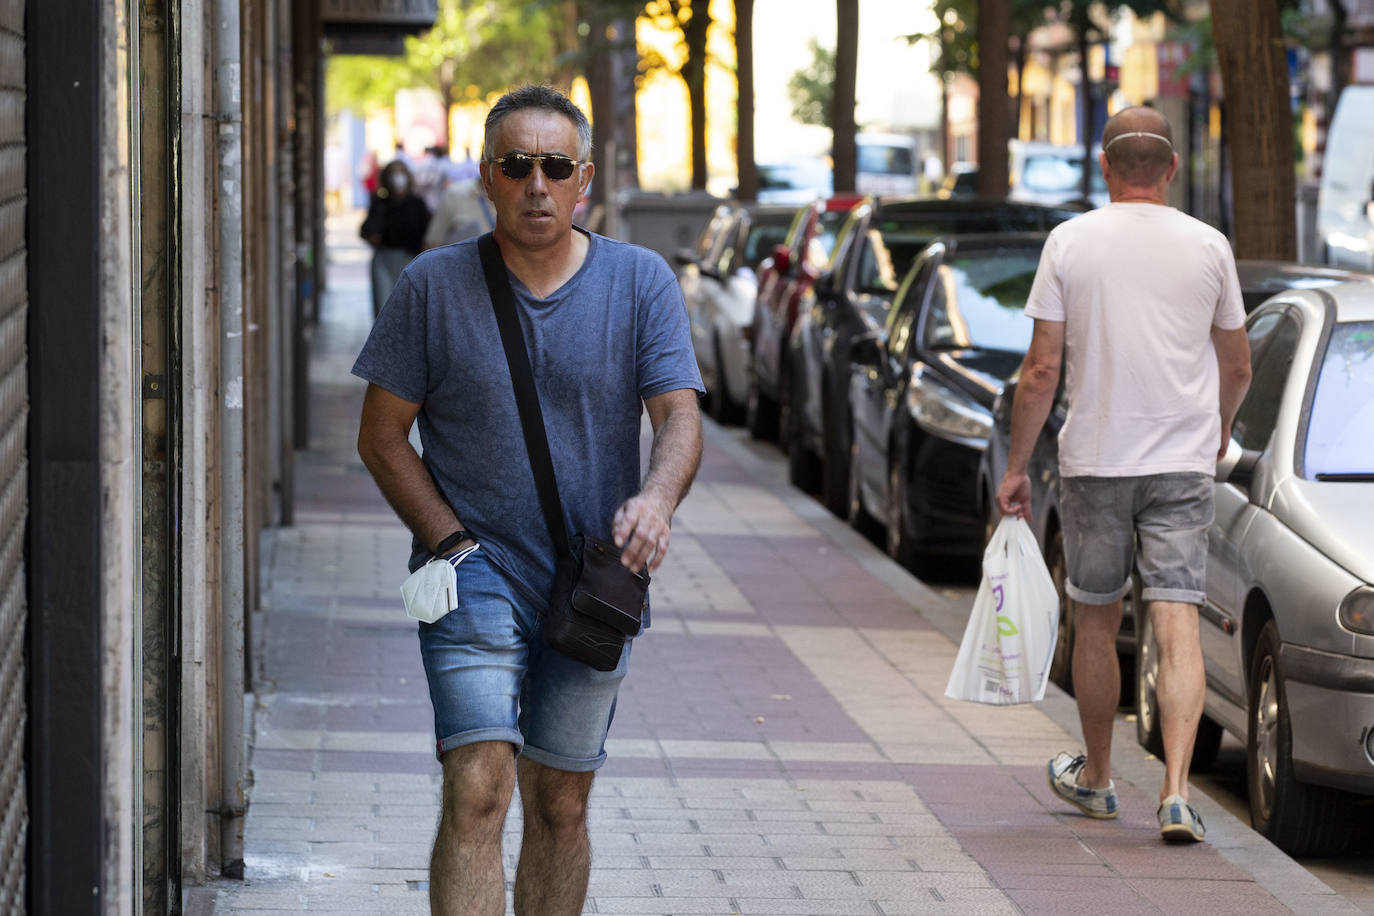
[997,107,1252,843]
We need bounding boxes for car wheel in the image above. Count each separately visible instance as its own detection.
[710,335,745,425]
[1246,620,1355,856]
[776,360,794,453]
[885,456,918,570]
[847,434,881,540]
[1135,598,1166,758]
[1135,599,1227,770]
[746,359,779,441]
[1044,527,1075,696]
[820,388,849,518]
[786,367,821,492]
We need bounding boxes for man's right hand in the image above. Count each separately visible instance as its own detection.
[997,471,1032,522]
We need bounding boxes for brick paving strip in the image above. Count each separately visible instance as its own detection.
[195,228,1361,916]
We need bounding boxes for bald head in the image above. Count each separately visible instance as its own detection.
[1102,107,1175,187]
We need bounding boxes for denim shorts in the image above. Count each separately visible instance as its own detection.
[1058,473,1214,607]
[416,548,630,771]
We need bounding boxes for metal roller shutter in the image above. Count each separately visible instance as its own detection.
[0,0,26,909]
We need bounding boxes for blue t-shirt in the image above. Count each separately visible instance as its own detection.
[351,230,703,615]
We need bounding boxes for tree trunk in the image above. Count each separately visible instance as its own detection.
[977,0,1010,199]
[735,0,758,201]
[1075,13,1094,203]
[584,6,614,215]
[832,0,858,193]
[682,2,711,191]
[1211,0,1296,260]
[1329,0,1348,117]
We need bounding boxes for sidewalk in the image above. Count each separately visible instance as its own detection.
[199,220,1363,916]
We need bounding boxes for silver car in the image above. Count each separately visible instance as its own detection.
[1135,281,1374,856]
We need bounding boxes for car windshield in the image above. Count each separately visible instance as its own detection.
[1304,320,1374,478]
[858,144,914,176]
[1021,154,1108,194]
[742,218,793,270]
[805,209,851,269]
[924,248,1043,352]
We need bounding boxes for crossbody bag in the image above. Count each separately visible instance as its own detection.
[477,232,649,671]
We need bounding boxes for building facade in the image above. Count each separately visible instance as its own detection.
[10,0,430,912]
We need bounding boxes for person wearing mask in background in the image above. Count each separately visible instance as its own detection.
[361,159,431,318]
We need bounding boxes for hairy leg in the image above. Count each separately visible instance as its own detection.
[1150,600,1204,801]
[1072,599,1123,788]
[430,741,517,916]
[513,758,595,916]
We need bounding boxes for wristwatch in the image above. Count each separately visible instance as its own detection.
[434,529,472,556]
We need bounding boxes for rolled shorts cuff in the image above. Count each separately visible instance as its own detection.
[436,726,524,760]
[1140,586,1205,607]
[1065,577,1133,606]
[520,743,608,773]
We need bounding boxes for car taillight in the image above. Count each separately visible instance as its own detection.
[1338,586,1374,636]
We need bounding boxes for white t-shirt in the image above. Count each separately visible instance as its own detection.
[1025,203,1246,477]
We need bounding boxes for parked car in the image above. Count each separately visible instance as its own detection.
[978,261,1374,697]
[747,194,862,441]
[1009,140,1107,210]
[1149,282,1372,856]
[847,234,1046,568]
[754,157,833,205]
[937,163,977,199]
[856,132,920,196]
[785,197,1079,516]
[675,203,795,422]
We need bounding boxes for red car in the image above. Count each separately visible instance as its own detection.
[746,194,862,441]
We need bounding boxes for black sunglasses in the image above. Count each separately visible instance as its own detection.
[490,153,581,181]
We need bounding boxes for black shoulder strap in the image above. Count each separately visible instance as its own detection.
[477,233,573,560]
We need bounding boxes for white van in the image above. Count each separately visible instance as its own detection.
[1317,85,1374,271]
[855,132,919,196]
[1008,139,1108,209]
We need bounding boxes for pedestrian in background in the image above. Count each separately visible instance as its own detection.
[997,106,1252,844]
[360,159,430,317]
[422,171,493,249]
[351,84,703,914]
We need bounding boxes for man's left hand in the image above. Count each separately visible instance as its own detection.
[613,492,674,573]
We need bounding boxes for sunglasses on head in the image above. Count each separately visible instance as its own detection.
[490,152,581,181]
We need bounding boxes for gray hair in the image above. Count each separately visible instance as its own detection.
[483,85,592,161]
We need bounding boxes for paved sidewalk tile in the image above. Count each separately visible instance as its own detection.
[203,222,1363,916]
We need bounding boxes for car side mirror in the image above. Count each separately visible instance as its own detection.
[850,330,884,368]
[771,244,791,274]
[813,270,836,297]
[1216,437,1261,488]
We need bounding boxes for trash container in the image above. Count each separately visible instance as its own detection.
[615,189,729,266]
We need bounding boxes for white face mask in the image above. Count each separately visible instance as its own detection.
[390,174,410,193]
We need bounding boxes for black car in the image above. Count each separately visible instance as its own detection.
[784,196,1079,516]
[977,259,1374,697]
[847,235,1046,568]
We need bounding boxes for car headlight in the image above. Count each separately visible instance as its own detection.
[909,375,993,448]
[1338,586,1374,636]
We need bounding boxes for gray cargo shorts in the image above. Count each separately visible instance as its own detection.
[1058,473,1213,607]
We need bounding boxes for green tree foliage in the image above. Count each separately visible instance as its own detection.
[786,38,834,127]
[325,0,575,130]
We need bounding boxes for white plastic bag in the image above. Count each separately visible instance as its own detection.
[944,517,1060,705]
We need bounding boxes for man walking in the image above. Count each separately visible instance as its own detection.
[997,106,1251,843]
[352,85,703,913]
